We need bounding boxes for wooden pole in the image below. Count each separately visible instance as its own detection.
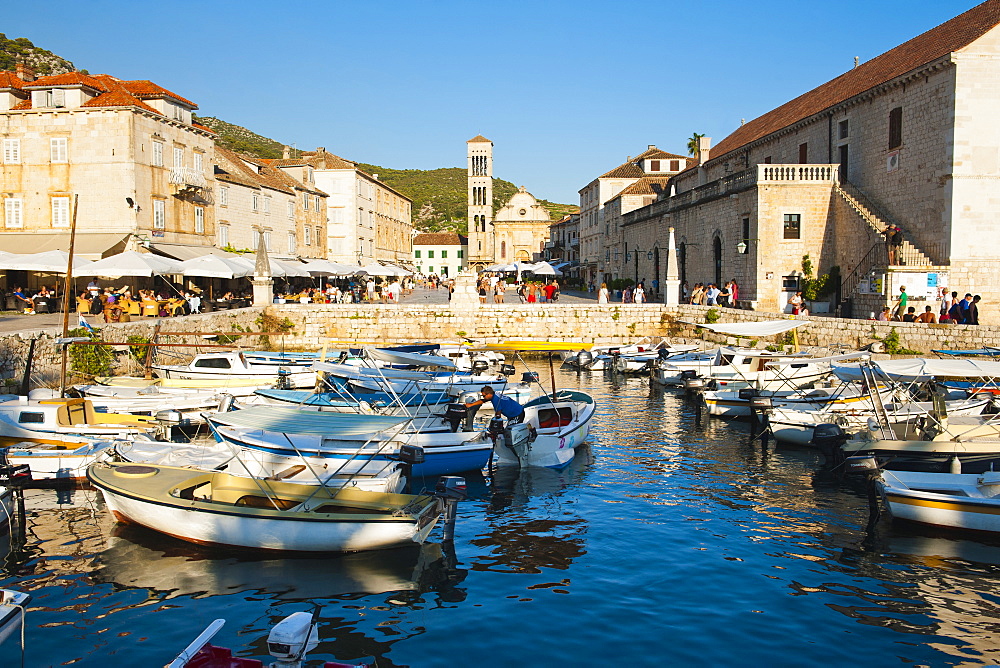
[144,322,162,379]
[59,194,80,397]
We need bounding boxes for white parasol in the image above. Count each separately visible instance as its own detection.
[77,251,183,278]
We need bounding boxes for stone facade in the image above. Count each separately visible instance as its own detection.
[620,4,1000,322]
[466,135,494,268]
[492,186,550,263]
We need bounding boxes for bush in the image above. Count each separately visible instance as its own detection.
[66,327,113,377]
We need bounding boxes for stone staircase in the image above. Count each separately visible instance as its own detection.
[833,181,936,266]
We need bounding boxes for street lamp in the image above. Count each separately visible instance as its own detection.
[736,239,759,254]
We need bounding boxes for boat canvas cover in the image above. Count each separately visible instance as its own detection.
[714,348,868,363]
[209,406,410,436]
[366,348,456,369]
[931,347,1000,357]
[690,320,808,337]
[833,358,1000,382]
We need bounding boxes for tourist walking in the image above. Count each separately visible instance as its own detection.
[633,283,645,304]
[894,285,908,319]
[598,283,610,304]
[968,295,982,325]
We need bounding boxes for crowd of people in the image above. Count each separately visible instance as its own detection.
[875,286,983,325]
[686,280,740,308]
[472,274,562,304]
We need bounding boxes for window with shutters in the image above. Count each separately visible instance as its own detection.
[220,186,229,206]
[304,226,311,246]
[193,152,203,172]
[3,139,21,163]
[888,107,903,149]
[52,197,70,228]
[263,195,271,214]
[414,250,421,259]
[287,200,294,218]
[650,160,661,171]
[314,195,321,211]
[153,200,166,229]
[45,89,65,108]
[4,198,23,228]
[173,146,184,169]
[218,223,229,247]
[252,192,260,212]
[50,138,68,163]
[303,192,309,210]
[287,232,295,254]
[441,250,448,259]
[669,159,680,171]
[152,141,163,166]
[195,207,205,234]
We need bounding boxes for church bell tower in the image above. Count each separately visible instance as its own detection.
[467,135,494,268]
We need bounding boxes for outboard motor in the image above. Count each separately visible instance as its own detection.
[276,368,292,390]
[444,403,468,433]
[471,359,490,374]
[267,610,319,667]
[738,388,758,401]
[657,348,671,361]
[576,350,594,368]
[216,393,236,413]
[487,414,506,441]
[811,423,849,466]
[435,476,468,541]
[845,455,879,475]
[681,369,704,391]
[522,371,540,384]
[500,363,516,376]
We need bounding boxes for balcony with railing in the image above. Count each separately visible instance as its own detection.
[623,164,841,227]
[169,167,208,191]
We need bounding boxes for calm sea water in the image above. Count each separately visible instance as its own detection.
[3,366,1000,666]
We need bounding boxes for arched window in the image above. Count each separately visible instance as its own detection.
[500,241,506,259]
[713,236,723,287]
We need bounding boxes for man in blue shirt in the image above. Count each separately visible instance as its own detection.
[465,386,525,423]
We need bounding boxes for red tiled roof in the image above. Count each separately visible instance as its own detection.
[25,72,110,91]
[634,147,689,161]
[0,72,25,90]
[10,98,31,110]
[710,0,1000,161]
[413,233,467,246]
[466,135,491,143]
[617,176,672,197]
[191,121,216,134]
[81,90,161,114]
[600,162,644,179]
[117,79,197,108]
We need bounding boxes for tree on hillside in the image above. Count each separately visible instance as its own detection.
[687,132,705,157]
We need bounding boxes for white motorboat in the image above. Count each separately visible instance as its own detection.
[491,390,596,468]
[115,437,409,492]
[768,396,991,446]
[88,461,446,552]
[0,589,30,647]
[0,396,160,446]
[152,351,317,388]
[876,469,1000,533]
[4,438,115,481]
[702,381,895,418]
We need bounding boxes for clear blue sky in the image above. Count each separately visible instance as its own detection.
[2,0,981,204]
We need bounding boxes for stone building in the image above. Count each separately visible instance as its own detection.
[466,135,494,269]
[412,232,467,277]
[545,213,580,269]
[578,147,692,288]
[0,65,216,259]
[272,148,412,267]
[492,186,551,263]
[623,0,1000,320]
[214,147,328,259]
[603,176,671,287]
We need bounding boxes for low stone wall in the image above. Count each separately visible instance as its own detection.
[3,303,999,389]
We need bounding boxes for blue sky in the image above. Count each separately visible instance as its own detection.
[2,0,981,204]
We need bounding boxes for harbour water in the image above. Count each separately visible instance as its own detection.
[3,365,1000,666]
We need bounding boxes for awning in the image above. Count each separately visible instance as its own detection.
[0,232,129,260]
[150,243,233,261]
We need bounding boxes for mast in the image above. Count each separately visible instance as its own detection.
[58,194,80,397]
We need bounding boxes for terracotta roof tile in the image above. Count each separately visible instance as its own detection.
[710,0,1000,161]
[413,233,467,246]
[634,147,689,161]
[617,176,672,197]
[81,90,161,114]
[10,98,31,110]
[600,162,645,179]
[191,121,216,134]
[466,135,491,143]
[26,72,110,91]
[117,79,197,108]
[0,72,25,90]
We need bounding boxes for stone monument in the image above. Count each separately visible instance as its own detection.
[663,227,680,306]
[252,234,274,307]
[450,269,481,308]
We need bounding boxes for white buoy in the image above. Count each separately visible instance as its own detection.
[950,456,962,474]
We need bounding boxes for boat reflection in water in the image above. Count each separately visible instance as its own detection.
[474,448,593,574]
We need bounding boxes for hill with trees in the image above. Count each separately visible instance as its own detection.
[0,33,74,75]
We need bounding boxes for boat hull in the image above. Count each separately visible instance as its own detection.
[493,392,596,468]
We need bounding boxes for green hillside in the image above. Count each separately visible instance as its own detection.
[0,34,74,75]
[358,164,578,234]
[193,116,288,159]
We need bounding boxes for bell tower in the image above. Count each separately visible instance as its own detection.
[467,135,493,268]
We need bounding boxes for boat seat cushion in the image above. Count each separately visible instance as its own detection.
[537,407,573,429]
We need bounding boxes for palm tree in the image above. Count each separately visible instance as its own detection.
[687,132,705,157]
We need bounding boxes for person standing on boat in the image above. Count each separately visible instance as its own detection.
[465,386,525,423]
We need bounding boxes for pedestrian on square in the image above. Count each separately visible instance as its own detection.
[598,283,610,304]
[894,285,908,319]
[634,282,646,304]
[968,295,981,325]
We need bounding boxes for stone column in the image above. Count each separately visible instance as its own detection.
[663,227,680,306]
[252,233,274,307]
[450,269,481,309]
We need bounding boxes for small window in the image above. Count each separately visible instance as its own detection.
[428,250,434,259]
[427,266,434,273]
[763,156,772,164]
[218,223,229,247]
[287,232,295,254]
[194,207,205,234]
[194,357,232,369]
[193,152,203,173]
[18,412,45,424]
[888,107,903,149]
[52,196,70,228]
[152,141,163,167]
[287,201,294,218]
[650,160,661,171]
[798,143,808,164]
[264,195,271,214]
[303,192,309,211]
[457,249,464,258]
[314,195,321,210]
[220,186,229,206]
[838,119,849,140]
[4,198,23,228]
[782,275,801,291]
[2,138,20,163]
[414,250,421,259]
[173,146,184,169]
[441,250,448,259]
[50,138,68,163]
[252,192,260,212]
[153,199,166,229]
[304,226,311,246]
[45,89,65,108]
[669,159,680,171]
[783,214,801,240]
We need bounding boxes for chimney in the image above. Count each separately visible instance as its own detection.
[316,147,325,155]
[14,63,35,82]
[282,145,290,160]
[648,144,656,150]
[698,136,712,166]
[373,174,379,181]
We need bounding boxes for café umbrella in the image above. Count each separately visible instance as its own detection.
[0,250,94,273]
[79,251,183,278]
[178,255,255,279]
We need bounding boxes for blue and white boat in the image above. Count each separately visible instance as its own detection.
[251,388,453,414]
